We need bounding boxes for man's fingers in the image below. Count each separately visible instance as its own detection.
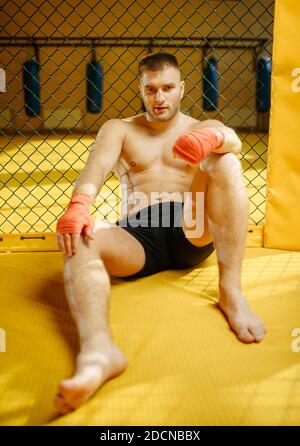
[56,232,81,256]
[64,234,72,257]
[83,227,95,240]
[56,233,65,254]
[71,233,80,254]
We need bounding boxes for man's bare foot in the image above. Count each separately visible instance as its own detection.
[54,337,127,414]
[218,287,266,343]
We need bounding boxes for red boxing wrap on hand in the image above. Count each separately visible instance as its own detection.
[56,193,94,235]
[172,128,225,164]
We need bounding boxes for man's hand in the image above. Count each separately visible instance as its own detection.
[172,126,241,164]
[56,193,95,257]
[172,127,225,164]
[212,126,242,155]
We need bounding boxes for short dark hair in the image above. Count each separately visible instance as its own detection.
[138,52,179,76]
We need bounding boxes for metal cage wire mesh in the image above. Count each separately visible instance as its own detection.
[0,0,274,234]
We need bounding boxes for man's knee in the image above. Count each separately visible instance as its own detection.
[201,152,243,181]
[62,229,106,274]
[63,238,108,279]
[71,223,128,273]
[71,221,115,257]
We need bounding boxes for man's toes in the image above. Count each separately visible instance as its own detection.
[57,377,93,408]
[54,394,65,409]
[58,379,79,397]
[54,394,74,414]
[249,324,266,342]
[236,326,255,343]
[58,402,74,415]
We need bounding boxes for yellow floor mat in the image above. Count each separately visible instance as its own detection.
[0,247,299,426]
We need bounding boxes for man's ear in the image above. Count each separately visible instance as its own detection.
[139,81,143,96]
[180,80,185,99]
[139,82,146,112]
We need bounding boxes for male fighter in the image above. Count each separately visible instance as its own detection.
[55,52,266,414]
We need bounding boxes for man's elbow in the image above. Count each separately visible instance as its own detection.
[224,127,242,155]
[234,135,242,154]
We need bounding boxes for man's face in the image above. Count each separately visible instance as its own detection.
[139,66,185,122]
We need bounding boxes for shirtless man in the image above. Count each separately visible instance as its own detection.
[55,52,266,414]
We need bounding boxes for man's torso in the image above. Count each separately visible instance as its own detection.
[114,112,209,218]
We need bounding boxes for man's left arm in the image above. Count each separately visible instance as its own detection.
[192,119,242,155]
[173,119,242,164]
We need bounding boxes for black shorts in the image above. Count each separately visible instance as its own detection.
[116,201,215,279]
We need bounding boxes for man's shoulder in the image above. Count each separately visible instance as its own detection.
[188,118,226,130]
[99,117,134,136]
[102,118,126,128]
[121,113,145,123]
[102,114,144,131]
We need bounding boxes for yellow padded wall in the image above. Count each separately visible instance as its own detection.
[264,0,300,250]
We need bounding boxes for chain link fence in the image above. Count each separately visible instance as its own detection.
[0,0,274,234]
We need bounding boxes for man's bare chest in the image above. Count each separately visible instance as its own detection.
[119,131,190,173]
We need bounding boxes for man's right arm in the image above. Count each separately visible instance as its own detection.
[72,118,126,201]
[56,119,125,256]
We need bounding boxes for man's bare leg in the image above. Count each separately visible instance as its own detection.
[185,153,266,343]
[54,225,146,414]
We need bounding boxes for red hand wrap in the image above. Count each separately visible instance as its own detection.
[56,193,94,235]
[172,128,224,164]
